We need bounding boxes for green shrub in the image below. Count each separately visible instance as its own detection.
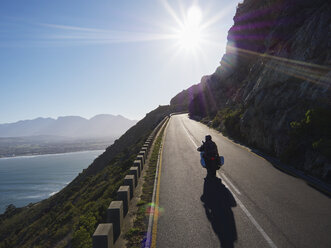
[72,212,97,248]
[213,106,243,138]
[285,108,331,161]
[72,227,91,248]
[211,116,221,128]
[75,212,97,234]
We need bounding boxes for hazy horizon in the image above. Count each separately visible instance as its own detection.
[0,113,138,125]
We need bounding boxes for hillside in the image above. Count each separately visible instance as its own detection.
[0,105,172,248]
[0,114,137,139]
[171,0,331,183]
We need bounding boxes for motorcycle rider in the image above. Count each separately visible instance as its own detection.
[197,135,220,180]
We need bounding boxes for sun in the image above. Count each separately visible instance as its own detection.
[156,1,235,56]
[177,6,203,50]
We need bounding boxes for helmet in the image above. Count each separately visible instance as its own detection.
[205,135,212,141]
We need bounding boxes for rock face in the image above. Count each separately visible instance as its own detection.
[171,0,331,182]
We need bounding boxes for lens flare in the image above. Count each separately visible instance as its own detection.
[145,202,164,217]
[142,203,165,248]
[225,45,330,87]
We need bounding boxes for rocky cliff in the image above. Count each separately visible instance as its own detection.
[171,0,331,182]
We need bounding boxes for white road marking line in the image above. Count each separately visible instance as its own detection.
[220,180,278,248]
[181,121,199,149]
[217,171,242,195]
[145,148,161,248]
[181,121,242,195]
[180,118,278,248]
[181,121,242,193]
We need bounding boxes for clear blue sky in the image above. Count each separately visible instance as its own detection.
[0,0,240,123]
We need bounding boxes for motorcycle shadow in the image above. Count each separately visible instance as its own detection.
[201,177,237,248]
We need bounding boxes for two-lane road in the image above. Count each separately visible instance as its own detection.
[155,114,331,248]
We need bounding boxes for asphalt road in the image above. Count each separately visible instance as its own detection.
[155,114,331,248]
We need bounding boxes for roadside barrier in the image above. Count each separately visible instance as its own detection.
[123,175,135,199]
[133,160,142,172]
[106,201,123,241]
[92,117,168,248]
[93,224,113,248]
[128,167,139,187]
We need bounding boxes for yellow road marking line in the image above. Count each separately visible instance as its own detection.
[151,119,168,248]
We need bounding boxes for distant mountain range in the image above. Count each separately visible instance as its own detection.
[0,114,137,138]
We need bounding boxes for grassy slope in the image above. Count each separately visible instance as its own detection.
[0,105,172,248]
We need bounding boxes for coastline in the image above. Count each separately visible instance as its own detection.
[0,149,105,213]
[0,149,105,160]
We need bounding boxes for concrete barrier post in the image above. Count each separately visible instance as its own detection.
[135,163,141,177]
[133,161,141,176]
[117,186,130,216]
[139,150,146,160]
[129,167,139,186]
[137,155,145,167]
[93,224,114,248]
[133,160,142,173]
[106,201,123,242]
[123,175,135,199]
[136,156,144,170]
[141,147,148,157]
[143,145,149,154]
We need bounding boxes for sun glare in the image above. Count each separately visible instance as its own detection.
[187,6,202,26]
[177,6,203,50]
[161,0,232,55]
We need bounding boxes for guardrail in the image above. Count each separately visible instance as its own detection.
[92,117,169,248]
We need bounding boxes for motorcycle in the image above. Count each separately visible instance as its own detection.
[200,151,224,169]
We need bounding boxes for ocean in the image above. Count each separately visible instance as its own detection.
[0,150,104,214]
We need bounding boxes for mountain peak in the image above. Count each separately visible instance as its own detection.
[90,114,115,120]
[0,114,137,138]
[57,116,87,121]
